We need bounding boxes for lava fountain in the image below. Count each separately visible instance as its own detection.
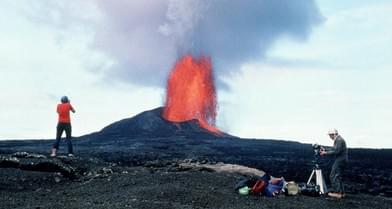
[163,55,221,134]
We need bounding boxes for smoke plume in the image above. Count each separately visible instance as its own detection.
[29,0,324,86]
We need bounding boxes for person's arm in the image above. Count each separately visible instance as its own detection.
[326,139,344,156]
[70,105,76,113]
[320,146,328,156]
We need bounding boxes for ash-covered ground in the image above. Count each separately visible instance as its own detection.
[1,108,392,209]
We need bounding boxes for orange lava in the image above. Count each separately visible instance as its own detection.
[163,55,221,134]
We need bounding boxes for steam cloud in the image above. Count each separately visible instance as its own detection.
[31,0,324,86]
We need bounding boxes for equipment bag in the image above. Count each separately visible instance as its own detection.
[251,179,268,194]
[285,181,299,196]
[264,179,285,197]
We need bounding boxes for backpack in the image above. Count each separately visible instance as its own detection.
[251,179,268,194]
[264,179,285,197]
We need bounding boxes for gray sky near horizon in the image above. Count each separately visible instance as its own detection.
[1,0,391,148]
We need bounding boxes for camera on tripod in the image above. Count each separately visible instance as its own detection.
[311,143,323,168]
[312,143,322,156]
[306,143,328,195]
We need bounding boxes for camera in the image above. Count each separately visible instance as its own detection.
[311,143,323,168]
[312,143,322,156]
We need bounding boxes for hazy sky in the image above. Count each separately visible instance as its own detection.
[1,0,391,148]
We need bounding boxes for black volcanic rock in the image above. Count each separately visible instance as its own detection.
[90,107,231,139]
[1,106,392,204]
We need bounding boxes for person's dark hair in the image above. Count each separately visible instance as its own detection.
[61,96,69,103]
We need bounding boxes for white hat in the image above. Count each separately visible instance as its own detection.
[328,129,338,135]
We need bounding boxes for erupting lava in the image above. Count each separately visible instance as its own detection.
[163,55,221,134]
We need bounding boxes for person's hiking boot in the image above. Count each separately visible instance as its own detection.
[50,148,57,157]
[328,192,344,199]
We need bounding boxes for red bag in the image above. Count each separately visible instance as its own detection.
[251,179,268,194]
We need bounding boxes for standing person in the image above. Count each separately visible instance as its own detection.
[320,129,348,199]
[50,96,76,157]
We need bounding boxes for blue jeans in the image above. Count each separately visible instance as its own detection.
[53,123,73,154]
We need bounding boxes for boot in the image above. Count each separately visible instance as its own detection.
[50,148,57,157]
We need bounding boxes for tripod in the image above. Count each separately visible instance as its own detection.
[307,163,328,194]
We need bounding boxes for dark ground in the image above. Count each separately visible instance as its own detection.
[1,108,392,209]
[1,154,391,209]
